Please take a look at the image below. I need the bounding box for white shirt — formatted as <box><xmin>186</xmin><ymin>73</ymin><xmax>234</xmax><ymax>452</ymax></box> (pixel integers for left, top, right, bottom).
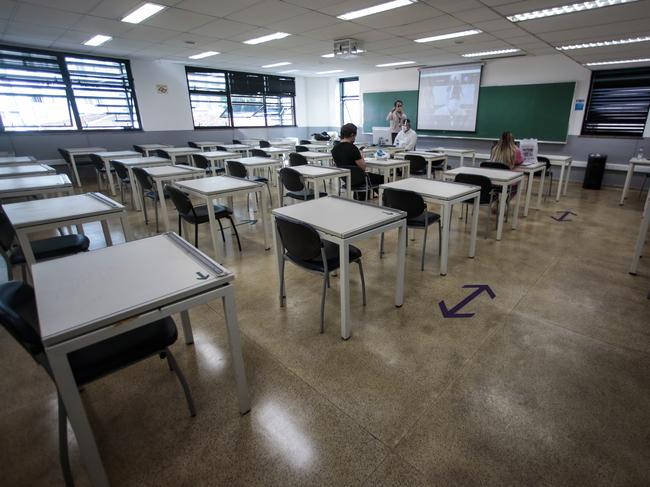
<box><xmin>394</xmin><ymin>129</ymin><xmax>417</xmax><ymax>151</ymax></box>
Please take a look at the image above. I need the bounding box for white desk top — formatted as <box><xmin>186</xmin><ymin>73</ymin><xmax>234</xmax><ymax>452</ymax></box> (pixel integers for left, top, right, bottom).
<box><xmin>400</xmin><ymin>151</ymin><xmax>446</xmax><ymax>160</ymax></box>
<box><xmin>300</xmin><ymin>151</ymin><xmax>332</xmax><ymax>159</ymax></box>
<box><xmin>630</xmin><ymin>157</ymin><xmax>650</xmax><ymax>165</ymax></box>
<box><xmin>304</xmin><ymin>143</ymin><xmax>329</xmax><ymax>150</ymax></box>
<box><xmin>0</xmin><ymin>156</ymin><xmax>36</xmax><ymax>164</ymax></box>
<box><xmin>112</xmin><ymin>156</ymin><xmax>170</xmax><ymax>166</ymax></box>
<box><xmin>286</xmin><ymin>165</ymin><xmax>349</xmax><ymax>178</ymax></box>
<box><xmin>143</xmin><ymin>165</ymin><xmax>204</xmax><ymax>178</ymax></box>
<box><xmin>516</xmin><ymin>162</ymin><xmax>545</xmax><ymax>172</ymax></box>
<box><xmin>161</xmin><ymin>147</ymin><xmax>202</xmax><ymax>154</ymax></box>
<box><xmin>444</xmin><ymin>166</ymin><xmax>522</xmax><ymax>183</ymax></box>
<box><xmin>365</xmin><ymin>158</ymin><xmax>410</xmax><ymax>167</ymax></box>
<box><xmin>221</xmin><ymin>144</ymin><xmax>252</xmax><ymax>150</ymax></box>
<box><xmin>380</xmin><ymin>177</ymin><xmax>480</xmax><ymax>201</ymax></box>
<box><xmin>272</xmin><ymin>196</ymin><xmax>405</xmax><ymax>240</ymax></box>
<box><xmin>191</xmin><ymin>141</ymin><xmax>221</xmax><ymax>146</ymax></box>
<box><xmin>0</xmin><ymin>174</ymin><xmax>72</xmax><ymax>193</ymax></box>
<box><xmin>63</xmin><ymin>147</ymin><xmax>106</xmax><ymax>154</ymax></box>
<box><xmin>263</xmin><ymin>147</ymin><xmax>291</xmax><ymax>154</ymax></box>
<box><xmin>0</xmin><ymin>164</ymin><xmax>55</xmax><ymax>177</ymax></box>
<box><xmin>200</xmin><ymin>151</ymin><xmax>239</xmax><ymax>159</ymax></box>
<box><xmin>175</xmin><ymin>175</ymin><xmax>262</xmax><ymax>196</ymax></box>
<box><xmin>235</xmin><ymin>156</ymin><xmax>281</xmax><ymax>166</ymax></box>
<box><xmin>134</xmin><ymin>144</ymin><xmax>170</xmax><ymax>150</ymax></box>
<box><xmin>94</xmin><ymin>151</ymin><xmax>140</xmax><ymax>159</ymax></box>
<box><xmin>4</xmin><ymin>192</ymin><xmax>124</xmax><ymax>228</ymax></box>
<box><xmin>34</xmin><ymin>233</ymin><xmax>234</xmax><ymax>346</ymax></box>
<box><xmin>434</xmin><ymin>147</ymin><xmax>475</xmax><ymax>154</ymax></box>
<box><xmin>539</xmin><ymin>153</ymin><xmax>572</xmax><ymax>162</ymax></box>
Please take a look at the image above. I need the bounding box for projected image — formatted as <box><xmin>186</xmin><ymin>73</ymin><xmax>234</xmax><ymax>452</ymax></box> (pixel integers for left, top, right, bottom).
<box><xmin>417</xmin><ymin>64</ymin><xmax>482</xmax><ymax>132</ymax></box>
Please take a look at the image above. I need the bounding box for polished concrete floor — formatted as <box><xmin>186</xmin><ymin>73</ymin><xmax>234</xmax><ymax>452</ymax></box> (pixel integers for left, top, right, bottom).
<box><xmin>1</xmin><ymin>175</ymin><xmax>649</xmax><ymax>486</ymax></box>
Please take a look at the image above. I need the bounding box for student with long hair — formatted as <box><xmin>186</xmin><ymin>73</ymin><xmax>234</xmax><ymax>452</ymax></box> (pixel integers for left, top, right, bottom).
<box><xmin>490</xmin><ymin>131</ymin><xmax>524</xmax><ymax>169</ymax></box>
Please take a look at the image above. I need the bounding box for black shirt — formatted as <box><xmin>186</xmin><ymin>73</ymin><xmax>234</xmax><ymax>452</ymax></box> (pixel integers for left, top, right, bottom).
<box><xmin>331</xmin><ymin>142</ymin><xmax>361</xmax><ymax>168</ymax></box>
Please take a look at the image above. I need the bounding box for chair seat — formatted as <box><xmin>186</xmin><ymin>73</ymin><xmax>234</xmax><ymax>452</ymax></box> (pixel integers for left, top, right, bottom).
<box><xmin>10</xmin><ymin>234</ymin><xmax>90</xmax><ymax>265</ymax></box>
<box><xmin>407</xmin><ymin>211</ymin><xmax>441</xmax><ymax>228</ymax></box>
<box><xmin>181</xmin><ymin>203</ymin><xmax>232</xmax><ymax>224</ymax></box>
<box><xmin>251</xmin><ymin>176</ymin><xmax>268</xmax><ymax>184</ymax></box>
<box><xmin>286</xmin><ymin>189</ymin><xmax>327</xmax><ymax>201</ymax></box>
<box><xmin>69</xmin><ymin>317</ymin><xmax>177</xmax><ymax>385</ymax></box>
<box><xmin>97</xmin><ymin>167</ymin><xmax>116</xmax><ymax>173</ymax></box>
<box><xmin>144</xmin><ymin>189</ymin><xmax>170</xmax><ymax>201</ymax></box>
<box><xmin>287</xmin><ymin>241</ymin><xmax>362</xmax><ymax>273</ymax></box>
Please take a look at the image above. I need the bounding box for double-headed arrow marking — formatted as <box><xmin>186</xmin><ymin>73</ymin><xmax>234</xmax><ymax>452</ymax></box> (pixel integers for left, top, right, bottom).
<box><xmin>438</xmin><ymin>284</ymin><xmax>496</xmax><ymax>318</ymax></box>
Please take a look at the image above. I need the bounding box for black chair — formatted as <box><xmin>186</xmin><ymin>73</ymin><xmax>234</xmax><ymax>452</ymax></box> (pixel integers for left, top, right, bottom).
<box><xmin>193</xmin><ymin>153</ymin><xmax>224</xmax><ymax>176</ymax></box>
<box><xmin>132</xmin><ymin>167</ymin><xmax>168</xmax><ymax>232</ymax></box>
<box><xmin>480</xmin><ymin>161</ymin><xmax>510</xmax><ymax>170</ymax></box>
<box><xmin>215</xmin><ymin>145</ymin><xmax>229</xmax><ymax>152</ymax></box>
<box><xmin>639</xmin><ymin>174</ymin><xmax>649</xmax><ymax>200</ymax></box>
<box><xmin>226</xmin><ymin>160</ymin><xmax>272</xmax><ymax>203</ymax></box>
<box><xmin>259</xmin><ymin>140</ymin><xmax>271</xmax><ymax>148</ymax></box>
<box><xmin>338</xmin><ymin>166</ymin><xmax>380</xmax><ymax>201</ymax></box>
<box><xmin>110</xmin><ymin>160</ymin><xmax>132</xmax><ymax>206</ymax></box>
<box><xmin>232</xmin><ymin>139</ymin><xmax>242</xmax><ymax>144</ymax></box>
<box><xmin>537</xmin><ymin>156</ymin><xmax>553</xmax><ymax>201</ymax></box>
<box><xmin>88</xmin><ymin>154</ymin><xmax>116</xmax><ymax>191</ymax></box>
<box><xmin>454</xmin><ymin>173</ymin><xmax>497</xmax><ymax>239</ymax></box>
<box><xmin>405</xmin><ymin>155</ymin><xmax>427</xmax><ymax>177</ymax></box>
<box><xmin>480</xmin><ymin>161</ymin><xmax>518</xmax><ymax>215</ymax></box>
<box><xmin>289</xmin><ymin>153</ymin><xmax>308</xmax><ymax>167</ymax></box>
<box><xmin>275</xmin><ymin>217</ymin><xmax>365</xmax><ymax>333</ymax></box>
<box><xmin>295</xmin><ymin>145</ymin><xmax>309</xmax><ymax>153</ymax></box>
<box><xmin>380</xmin><ymin>188</ymin><xmax>441</xmax><ymax>271</ymax></box>
<box><xmin>188</xmin><ymin>141</ymin><xmax>200</xmax><ymax>149</ymax></box>
<box><xmin>0</xmin><ymin>280</ymin><xmax>195</xmax><ymax>487</ymax></box>
<box><xmin>251</xmin><ymin>148</ymin><xmax>271</xmax><ymax>158</ymax></box>
<box><xmin>299</xmin><ymin>140</ymin><xmax>312</xmax><ymax>145</ymax></box>
<box><xmin>279</xmin><ymin>167</ymin><xmax>326</xmax><ymax>206</ymax></box>
<box><xmin>152</xmin><ymin>149</ymin><xmax>171</xmax><ymax>159</ymax></box>
<box><xmin>0</xmin><ymin>209</ymin><xmax>89</xmax><ymax>280</ymax></box>
<box><xmin>132</xmin><ymin>144</ymin><xmax>145</xmax><ymax>155</ymax></box>
<box><xmin>165</xmin><ymin>185</ymin><xmax>241</xmax><ymax>251</ymax></box>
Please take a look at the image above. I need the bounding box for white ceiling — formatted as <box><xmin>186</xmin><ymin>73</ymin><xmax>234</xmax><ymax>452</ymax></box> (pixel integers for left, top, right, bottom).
<box><xmin>1</xmin><ymin>0</ymin><xmax>649</xmax><ymax>75</ymax></box>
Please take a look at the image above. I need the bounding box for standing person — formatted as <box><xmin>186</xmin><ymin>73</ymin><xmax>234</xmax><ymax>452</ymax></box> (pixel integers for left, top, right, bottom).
<box><xmin>490</xmin><ymin>131</ymin><xmax>523</xmax><ymax>169</ymax></box>
<box><xmin>386</xmin><ymin>100</ymin><xmax>407</xmax><ymax>144</ymax></box>
<box><xmin>394</xmin><ymin>119</ymin><xmax>417</xmax><ymax>151</ymax></box>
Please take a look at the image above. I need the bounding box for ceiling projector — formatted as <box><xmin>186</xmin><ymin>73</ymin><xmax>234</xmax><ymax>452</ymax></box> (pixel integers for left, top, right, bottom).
<box><xmin>332</xmin><ymin>39</ymin><xmax>364</xmax><ymax>59</ymax></box>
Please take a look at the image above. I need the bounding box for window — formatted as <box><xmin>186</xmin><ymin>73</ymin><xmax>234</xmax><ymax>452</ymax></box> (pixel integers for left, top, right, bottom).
<box><xmin>0</xmin><ymin>45</ymin><xmax>140</xmax><ymax>132</ymax></box>
<box><xmin>340</xmin><ymin>77</ymin><xmax>360</xmax><ymax>126</ymax></box>
<box><xmin>581</xmin><ymin>67</ymin><xmax>650</xmax><ymax>137</ymax></box>
<box><xmin>185</xmin><ymin>67</ymin><xmax>296</xmax><ymax>128</ymax></box>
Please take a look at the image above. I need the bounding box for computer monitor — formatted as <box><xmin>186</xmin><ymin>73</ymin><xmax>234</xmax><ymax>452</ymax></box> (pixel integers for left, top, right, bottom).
<box><xmin>372</xmin><ymin>127</ymin><xmax>391</xmax><ymax>145</ymax></box>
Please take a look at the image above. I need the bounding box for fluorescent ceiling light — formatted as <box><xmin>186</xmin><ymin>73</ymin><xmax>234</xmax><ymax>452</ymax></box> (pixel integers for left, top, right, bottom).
<box><xmin>556</xmin><ymin>35</ymin><xmax>650</xmax><ymax>50</ymax></box>
<box><xmin>278</xmin><ymin>69</ymin><xmax>299</xmax><ymax>73</ymax></box>
<box><xmin>507</xmin><ymin>0</ymin><xmax>639</xmax><ymax>22</ymax></box>
<box><xmin>376</xmin><ymin>61</ymin><xmax>416</xmax><ymax>67</ymax></box>
<box><xmin>584</xmin><ymin>58</ymin><xmax>650</xmax><ymax>66</ymax></box>
<box><xmin>121</xmin><ymin>2</ymin><xmax>166</xmax><ymax>24</ymax></box>
<box><xmin>338</xmin><ymin>0</ymin><xmax>417</xmax><ymax>21</ymax></box>
<box><xmin>83</xmin><ymin>35</ymin><xmax>112</xmax><ymax>47</ymax></box>
<box><xmin>415</xmin><ymin>29</ymin><xmax>481</xmax><ymax>43</ymax></box>
<box><xmin>462</xmin><ymin>48</ymin><xmax>520</xmax><ymax>58</ymax></box>
<box><xmin>262</xmin><ymin>62</ymin><xmax>291</xmax><ymax>68</ymax></box>
<box><xmin>321</xmin><ymin>49</ymin><xmax>365</xmax><ymax>58</ymax></box>
<box><xmin>188</xmin><ymin>51</ymin><xmax>219</xmax><ymax>59</ymax></box>
<box><xmin>243</xmin><ymin>32</ymin><xmax>290</xmax><ymax>45</ymax></box>
<box><xmin>316</xmin><ymin>69</ymin><xmax>344</xmax><ymax>74</ymax></box>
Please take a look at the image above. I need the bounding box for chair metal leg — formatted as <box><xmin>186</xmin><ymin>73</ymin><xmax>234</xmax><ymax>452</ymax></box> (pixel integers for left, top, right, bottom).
<box><xmin>194</xmin><ymin>223</ymin><xmax>198</xmax><ymax>248</ymax></box>
<box><xmin>57</xmin><ymin>394</ymin><xmax>75</xmax><ymax>487</ymax></box>
<box><xmin>216</xmin><ymin>218</ymin><xmax>226</xmax><ymax>242</ymax></box>
<box><xmin>178</xmin><ymin>216</ymin><xmax>182</xmax><ymax>236</ymax></box>
<box><xmin>421</xmin><ymin>224</ymin><xmax>428</xmax><ymax>271</ymax></box>
<box><xmin>165</xmin><ymin>349</ymin><xmax>196</xmax><ymax>417</ymax></box>
<box><xmin>142</xmin><ymin>195</ymin><xmax>149</xmax><ymax>225</ymax></box>
<box><xmin>228</xmin><ymin>216</ymin><xmax>242</xmax><ymax>251</ymax></box>
<box><xmin>320</xmin><ymin>272</ymin><xmax>327</xmax><ymax>334</ymax></box>
<box><xmin>279</xmin><ymin>257</ymin><xmax>286</xmax><ymax>306</ymax></box>
<box><xmin>380</xmin><ymin>232</ymin><xmax>384</xmax><ymax>257</ymax></box>
<box><xmin>438</xmin><ymin>220</ymin><xmax>442</xmax><ymax>257</ymax></box>
<box><xmin>154</xmin><ymin>197</ymin><xmax>159</xmax><ymax>233</ymax></box>
<box><xmin>357</xmin><ymin>260</ymin><xmax>366</xmax><ymax>306</ymax></box>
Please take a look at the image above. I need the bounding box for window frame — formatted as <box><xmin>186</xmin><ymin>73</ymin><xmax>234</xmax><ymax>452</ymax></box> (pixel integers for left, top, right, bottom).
<box><xmin>339</xmin><ymin>76</ymin><xmax>360</xmax><ymax>126</ymax></box>
<box><xmin>0</xmin><ymin>44</ymin><xmax>142</xmax><ymax>133</ymax></box>
<box><xmin>185</xmin><ymin>66</ymin><xmax>296</xmax><ymax>130</ymax></box>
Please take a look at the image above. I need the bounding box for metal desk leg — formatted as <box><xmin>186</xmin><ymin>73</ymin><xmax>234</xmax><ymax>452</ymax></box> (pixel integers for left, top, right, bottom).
<box><xmin>512</xmin><ymin>182</ymin><xmax>522</xmax><ymax>230</ymax></box>
<box><xmin>563</xmin><ymin>161</ymin><xmax>572</xmax><ymax>196</ymax></box>
<box><xmin>277</xmin><ymin>174</ymin><xmax>284</xmax><ymax>206</ymax></box>
<box><xmin>339</xmin><ymin>241</ymin><xmax>351</xmax><ymax>340</ymax></box>
<box><xmin>222</xmin><ymin>288</ymin><xmax>251</xmax><ymax>415</ymax></box>
<box><xmin>620</xmin><ymin>163</ymin><xmax>634</xmax><ymax>205</ymax></box>
<box><xmin>180</xmin><ymin>310</ymin><xmax>194</xmax><ymax>345</ymax></box>
<box><xmin>471</xmin><ymin>153</ymin><xmax>476</xmax><ymax>166</ymax></box>
<box><xmin>469</xmin><ymin>194</ymin><xmax>479</xmax><ymax>257</ymax></box>
<box><xmin>313</xmin><ymin>179</ymin><xmax>320</xmax><ymax>199</ymax></box>
<box><xmin>156</xmin><ymin>179</ymin><xmax>170</xmax><ymax>232</ymax></box>
<box><xmin>46</xmin><ymin>347</ymin><xmax>110</xmax><ymax>487</ymax></box>
<box><xmin>496</xmin><ymin>185</ymin><xmax>508</xmax><ymax>241</ymax></box>
<box><xmin>272</xmin><ymin>217</ymin><xmax>285</xmax><ymax>306</ymax></box>
<box><xmin>427</xmin><ymin>160</ymin><xmax>432</xmax><ymax>179</ymax></box>
<box><xmin>260</xmin><ymin>189</ymin><xmax>271</xmax><ymax>250</ymax></box>
<box><xmin>127</xmin><ymin>167</ymin><xmax>142</xmax><ymax>211</ymax></box>
<box><xmin>440</xmin><ymin>202</ymin><xmax>451</xmax><ymax>276</ymax></box>
<box><xmin>395</xmin><ymin>222</ymin><xmax>406</xmax><ymax>306</ymax></box>
<box><xmin>205</xmin><ymin>196</ymin><xmax>221</xmax><ymax>259</ymax></box>
<box><xmin>100</xmin><ymin>220</ymin><xmax>113</xmax><ymax>246</ymax></box>
<box><xmin>120</xmin><ymin>211</ymin><xmax>133</xmax><ymax>241</ymax></box>
<box><xmin>103</xmin><ymin>158</ymin><xmax>117</xmax><ymax>196</ymax></box>
<box><xmin>537</xmin><ymin>168</ymin><xmax>546</xmax><ymax>209</ymax></box>
<box><xmin>630</xmin><ymin>205</ymin><xmax>650</xmax><ymax>274</ymax></box>
<box><xmin>523</xmin><ymin>172</ymin><xmax>534</xmax><ymax>217</ymax></box>
<box><xmin>555</xmin><ymin>162</ymin><xmax>565</xmax><ymax>202</ymax></box>
<box><xmin>460</xmin><ymin>153</ymin><xmax>465</xmax><ymax>167</ymax></box>
<box><xmin>69</xmin><ymin>154</ymin><xmax>83</xmax><ymax>188</ymax></box>
<box><xmin>15</xmin><ymin>230</ymin><xmax>36</xmax><ymax>265</ymax></box>
<box><xmin>346</xmin><ymin>174</ymin><xmax>352</xmax><ymax>199</ymax></box>
<box><xmin>75</xmin><ymin>224</ymin><xmax>85</xmax><ymax>235</ymax></box>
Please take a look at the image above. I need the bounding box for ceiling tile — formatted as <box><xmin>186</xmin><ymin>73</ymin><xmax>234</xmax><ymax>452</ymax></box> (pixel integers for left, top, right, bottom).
<box><xmin>174</xmin><ymin>0</ymin><xmax>262</xmax><ymax>17</ymax></box>
<box><xmin>119</xmin><ymin>25</ymin><xmax>180</xmax><ymax>43</ymax></box>
<box><xmin>266</xmin><ymin>12</ymin><xmax>341</xmax><ymax>34</ymax></box>
<box><xmin>351</xmin><ymin>3</ymin><xmax>444</xmax><ymax>29</ymax></box>
<box><xmin>91</xmin><ymin>0</ymin><xmax>180</xmax><ymax>19</ymax></box>
<box><xmin>144</xmin><ymin>7</ymin><xmax>214</xmax><ymax>31</ymax></box>
<box><xmin>300</xmin><ymin>22</ymin><xmax>372</xmax><ymax>41</ymax></box>
<box><xmin>12</xmin><ymin>3</ymin><xmax>82</xmax><ymax>29</ymax></box>
<box><xmin>71</xmin><ymin>15</ymin><xmax>135</xmax><ymax>35</ymax></box>
<box><xmin>192</xmin><ymin>18</ymin><xmax>259</xmax><ymax>38</ymax></box>
<box><xmin>452</xmin><ymin>7</ymin><xmax>503</xmax><ymax>23</ymax></box>
<box><xmin>4</xmin><ymin>21</ymin><xmax>66</xmax><ymax>42</ymax></box>
<box><xmin>385</xmin><ymin>15</ymin><xmax>467</xmax><ymax>37</ymax></box>
<box><xmin>225</xmin><ymin>0</ymin><xmax>309</xmax><ymax>26</ymax></box>
<box><xmin>420</xmin><ymin>0</ymin><xmax>485</xmax><ymax>13</ymax></box>
<box><xmin>25</xmin><ymin>0</ymin><xmax>103</xmax><ymax>13</ymax></box>
<box><xmin>0</xmin><ymin>0</ymin><xmax>17</xmax><ymax>20</ymax></box>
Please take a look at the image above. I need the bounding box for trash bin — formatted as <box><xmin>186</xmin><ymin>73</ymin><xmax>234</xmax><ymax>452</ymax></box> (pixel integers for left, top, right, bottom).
<box><xmin>583</xmin><ymin>153</ymin><xmax>607</xmax><ymax>189</ymax></box>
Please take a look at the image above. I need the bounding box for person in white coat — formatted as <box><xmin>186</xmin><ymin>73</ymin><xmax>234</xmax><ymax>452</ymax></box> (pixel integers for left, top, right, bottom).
<box><xmin>386</xmin><ymin>99</ymin><xmax>407</xmax><ymax>144</ymax></box>
<box><xmin>394</xmin><ymin>119</ymin><xmax>417</xmax><ymax>151</ymax></box>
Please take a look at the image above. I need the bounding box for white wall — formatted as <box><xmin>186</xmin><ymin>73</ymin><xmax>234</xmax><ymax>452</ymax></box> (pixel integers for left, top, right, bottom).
<box><xmin>303</xmin><ymin>77</ymin><xmax>340</xmax><ymax>127</ymax></box>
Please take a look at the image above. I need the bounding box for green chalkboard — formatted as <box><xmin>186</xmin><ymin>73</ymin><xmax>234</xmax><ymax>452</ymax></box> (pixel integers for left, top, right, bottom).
<box><xmin>362</xmin><ymin>82</ymin><xmax>575</xmax><ymax>143</ymax></box>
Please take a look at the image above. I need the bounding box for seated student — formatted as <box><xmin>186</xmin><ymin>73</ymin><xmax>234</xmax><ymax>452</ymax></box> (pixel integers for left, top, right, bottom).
<box><xmin>394</xmin><ymin>119</ymin><xmax>417</xmax><ymax>151</ymax></box>
<box><xmin>331</xmin><ymin>123</ymin><xmax>383</xmax><ymax>197</ymax></box>
<box><xmin>490</xmin><ymin>131</ymin><xmax>524</xmax><ymax>169</ymax></box>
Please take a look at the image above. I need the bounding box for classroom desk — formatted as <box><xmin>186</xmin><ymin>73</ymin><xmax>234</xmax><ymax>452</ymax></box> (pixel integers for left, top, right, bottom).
<box><xmin>158</xmin><ymin>147</ymin><xmax>202</xmax><ymax>164</ymax></box>
<box><xmin>140</xmin><ymin>165</ymin><xmax>205</xmax><ymax>232</ymax></box>
<box><xmin>189</xmin><ymin>141</ymin><xmax>222</xmax><ymax>151</ymax></box>
<box><xmin>299</xmin><ymin>151</ymin><xmax>334</xmax><ymax>166</ymax></box>
<box><xmin>538</xmin><ymin>154</ymin><xmax>572</xmax><ymax>202</ymax></box>
<box><xmin>272</xmin><ymin>196</ymin><xmax>407</xmax><ymax>340</ymax></box>
<box><xmin>0</xmin><ymin>156</ymin><xmax>36</xmax><ymax>165</ymax></box>
<box><xmin>379</xmin><ymin>178</ymin><xmax>481</xmax><ymax>276</ymax></box>
<box><xmin>220</xmin><ymin>144</ymin><xmax>253</xmax><ymax>157</ymax></box>
<box><xmin>396</xmin><ymin>151</ymin><xmax>448</xmax><ymax>179</ymax></box>
<box><xmin>194</xmin><ymin>151</ymin><xmax>241</xmax><ymax>175</ymax></box>
<box><xmin>227</xmin><ymin>156</ymin><xmax>282</xmax><ymax>189</ymax></box>
<box><xmin>261</xmin><ymin>147</ymin><xmax>292</xmax><ymax>160</ymax></box>
<box><xmin>3</xmin><ymin>192</ymin><xmax>131</xmax><ymax>265</ymax></box>
<box><xmin>277</xmin><ymin>165</ymin><xmax>351</xmax><ymax>204</ymax></box>
<box><xmin>365</xmin><ymin>158</ymin><xmax>410</xmax><ymax>182</ymax></box>
<box><xmin>61</xmin><ymin>147</ymin><xmax>107</xmax><ymax>187</ymax></box>
<box><xmin>133</xmin><ymin>144</ymin><xmax>171</xmax><ymax>156</ymax></box>
<box><xmin>174</xmin><ymin>176</ymin><xmax>270</xmax><ymax>258</ymax></box>
<box><xmin>303</xmin><ymin>143</ymin><xmax>330</xmax><ymax>152</ymax></box>
<box><xmin>432</xmin><ymin>147</ymin><xmax>476</xmax><ymax>167</ymax></box>
<box><xmin>0</xmin><ymin>164</ymin><xmax>55</xmax><ymax>178</ymax></box>
<box><xmin>34</xmin><ymin>232</ymin><xmax>249</xmax><ymax>487</ymax></box>
<box><xmin>630</xmin><ymin>189</ymin><xmax>650</xmax><ymax>275</ymax></box>
<box><xmin>111</xmin><ymin>157</ymin><xmax>171</xmax><ymax>211</ymax></box>
<box><xmin>360</xmin><ymin>146</ymin><xmax>406</xmax><ymax>158</ymax></box>
<box><xmin>444</xmin><ymin>167</ymin><xmax>523</xmax><ymax>241</ymax></box>
<box><xmin>0</xmin><ymin>174</ymin><xmax>73</xmax><ymax>201</ymax></box>
<box><xmin>516</xmin><ymin>161</ymin><xmax>546</xmax><ymax>217</ymax></box>
<box><xmin>619</xmin><ymin>157</ymin><xmax>650</xmax><ymax>205</ymax></box>
<box><xmin>92</xmin><ymin>151</ymin><xmax>140</xmax><ymax>196</ymax></box>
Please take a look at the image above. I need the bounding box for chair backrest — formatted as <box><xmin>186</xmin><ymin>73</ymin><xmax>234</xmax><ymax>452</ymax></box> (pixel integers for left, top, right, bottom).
<box><xmin>342</xmin><ymin>165</ymin><xmax>366</xmax><ymax>187</ymax></box>
<box><xmin>132</xmin><ymin>167</ymin><xmax>154</xmax><ymax>191</ymax></box>
<box><xmin>279</xmin><ymin>167</ymin><xmax>305</xmax><ymax>192</ymax></box>
<box><xmin>405</xmin><ymin>154</ymin><xmax>426</xmax><ymax>173</ymax></box>
<box><xmin>133</xmin><ymin>145</ymin><xmax>144</xmax><ymax>155</ymax></box>
<box><xmin>251</xmin><ymin>148</ymin><xmax>270</xmax><ymax>158</ymax></box>
<box><xmin>216</xmin><ymin>146</ymin><xmax>228</xmax><ymax>152</ymax></box>
<box><xmin>232</xmin><ymin>139</ymin><xmax>242</xmax><ymax>144</ymax></box>
<box><xmin>227</xmin><ymin>160</ymin><xmax>248</xmax><ymax>178</ymax></box>
<box><xmin>0</xmin><ymin>207</ymin><xmax>17</xmax><ymax>252</ymax></box>
<box><xmin>454</xmin><ymin>174</ymin><xmax>493</xmax><ymax>204</ymax></box>
<box><xmin>480</xmin><ymin>161</ymin><xmax>510</xmax><ymax>170</ymax></box>
<box><xmin>152</xmin><ymin>149</ymin><xmax>170</xmax><ymax>159</ymax></box>
<box><xmin>295</xmin><ymin>145</ymin><xmax>309</xmax><ymax>153</ymax></box>
<box><xmin>111</xmin><ymin>160</ymin><xmax>129</xmax><ymax>180</ymax></box>
<box><xmin>88</xmin><ymin>153</ymin><xmax>106</xmax><ymax>171</ymax></box>
<box><xmin>275</xmin><ymin>217</ymin><xmax>322</xmax><ymax>261</ymax></box>
<box><xmin>537</xmin><ymin>156</ymin><xmax>551</xmax><ymax>170</ymax></box>
<box><xmin>299</xmin><ymin>140</ymin><xmax>311</xmax><ymax>145</ymax></box>
<box><xmin>165</xmin><ymin>184</ymin><xmax>194</xmax><ymax>215</ymax></box>
<box><xmin>188</xmin><ymin>141</ymin><xmax>200</xmax><ymax>148</ymax></box>
<box><xmin>259</xmin><ymin>140</ymin><xmax>271</xmax><ymax>148</ymax></box>
<box><xmin>382</xmin><ymin>188</ymin><xmax>426</xmax><ymax>219</ymax></box>
<box><xmin>0</xmin><ymin>281</ymin><xmax>44</xmax><ymax>360</ymax></box>
<box><xmin>192</xmin><ymin>153</ymin><xmax>210</xmax><ymax>170</ymax></box>
<box><xmin>57</xmin><ymin>148</ymin><xmax>71</xmax><ymax>164</ymax></box>
<box><xmin>289</xmin><ymin>152</ymin><xmax>308</xmax><ymax>166</ymax></box>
